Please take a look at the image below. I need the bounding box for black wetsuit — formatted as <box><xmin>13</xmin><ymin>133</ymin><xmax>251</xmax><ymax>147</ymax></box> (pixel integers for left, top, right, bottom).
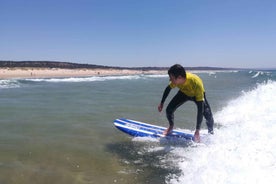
<box><xmin>161</xmin><ymin>85</ymin><xmax>214</xmax><ymax>134</ymax></box>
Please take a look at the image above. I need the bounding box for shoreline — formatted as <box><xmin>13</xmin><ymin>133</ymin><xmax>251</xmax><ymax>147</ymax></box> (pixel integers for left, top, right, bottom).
<box><xmin>0</xmin><ymin>67</ymin><xmax>167</xmax><ymax>79</ymax></box>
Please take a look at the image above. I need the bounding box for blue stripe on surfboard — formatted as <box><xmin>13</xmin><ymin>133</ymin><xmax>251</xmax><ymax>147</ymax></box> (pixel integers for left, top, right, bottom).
<box><xmin>115</xmin><ymin>118</ymin><xmax>193</xmax><ymax>138</ymax></box>
<box><xmin>114</xmin><ymin>118</ymin><xmax>194</xmax><ymax>140</ymax></box>
<box><xmin>114</xmin><ymin>119</ymin><xmax>164</xmax><ymax>136</ymax></box>
<box><xmin>118</xmin><ymin>118</ymin><xmax>193</xmax><ymax>136</ymax></box>
<box><xmin>119</xmin><ymin>118</ymin><xmax>166</xmax><ymax>131</ymax></box>
<box><xmin>114</xmin><ymin>123</ymin><xmax>161</xmax><ymax>138</ymax></box>
<box><xmin>114</xmin><ymin>121</ymin><xmax>193</xmax><ymax>140</ymax></box>
<box><xmin>115</xmin><ymin>125</ymin><xmax>162</xmax><ymax>138</ymax></box>
<box><xmin>115</xmin><ymin>118</ymin><xmax>165</xmax><ymax>134</ymax></box>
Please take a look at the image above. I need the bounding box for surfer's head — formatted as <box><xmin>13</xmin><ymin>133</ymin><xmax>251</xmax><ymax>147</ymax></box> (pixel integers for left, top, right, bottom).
<box><xmin>168</xmin><ymin>64</ymin><xmax>186</xmax><ymax>79</ymax></box>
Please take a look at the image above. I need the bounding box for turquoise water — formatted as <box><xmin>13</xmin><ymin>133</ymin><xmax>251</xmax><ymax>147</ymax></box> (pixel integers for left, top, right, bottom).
<box><xmin>0</xmin><ymin>70</ymin><xmax>276</xmax><ymax>184</ymax></box>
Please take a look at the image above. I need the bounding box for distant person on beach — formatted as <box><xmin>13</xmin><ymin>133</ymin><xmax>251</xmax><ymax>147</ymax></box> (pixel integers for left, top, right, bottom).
<box><xmin>158</xmin><ymin>64</ymin><xmax>214</xmax><ymax>142</ymax></box>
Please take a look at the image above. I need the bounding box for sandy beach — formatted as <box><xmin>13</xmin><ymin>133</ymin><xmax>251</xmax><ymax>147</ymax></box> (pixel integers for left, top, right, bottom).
<box><xmin>0</xmin><ymin>67</ymin><xmax>167</xmax><ymax>79</ymax></box>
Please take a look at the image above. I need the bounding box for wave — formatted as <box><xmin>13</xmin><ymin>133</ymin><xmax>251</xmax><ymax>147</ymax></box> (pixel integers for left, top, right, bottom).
<box><xmin>0</xmin><ymin>75</ymin><xmax>144</xmax><ymax>88</ymax></box>
<box><xmin>21</xmin><ymin>74</ymin><xmax>169</xmax><ymax>83</ymax></box>
<box><xmin>249</xmin><ymin>70</ymin><xmax>275</xmax><ymax>80</ymax></box>
<box><xmin>0</xmin><ymin>79</ymin><xmax>21</xmax><ymax>89</ymax></box>
<box><xmin>23</xmin><ymin>75</ymin><xmax>143</xmax><ymax>83</ymax></box>
<box><xmin>252</xmin><ymin>71</ymin><xmax>262</xmax><ymax>78</ymax></box>
<box><xmin>167</xmin><ymin>81</ymin><xmax>276</xmax><ymax>184</ymax></box>
<box><xmin>21</xmin><ymin>71</ymin><xmax>243</xmax><ymax>83</ymax></box>
<box><xmin>0</xmin><ymin>74</ymin><xmax>166</xmax><ymax>88</ymax></box>
<box><xmin>215</xmin><ymin>80</ymin><xmax>276</xmax><ymax>125</ymax></box>
<box><xmin>193</xmin><ymin>70</ymin><xmax>239</xmax><ymax>73</ymax></box>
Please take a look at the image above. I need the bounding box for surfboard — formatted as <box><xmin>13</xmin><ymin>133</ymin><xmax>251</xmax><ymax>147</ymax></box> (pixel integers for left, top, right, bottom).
<box><xmin>113</xmin><ymin>118</ymin><xmax>194</xmax><ymax>141</ymax></box>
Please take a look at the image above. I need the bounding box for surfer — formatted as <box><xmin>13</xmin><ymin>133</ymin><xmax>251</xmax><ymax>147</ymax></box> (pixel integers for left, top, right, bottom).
<box><xmin>158</xmin><ymin>64</ymin><xmax>214</xmax><ymax>142</ymax></box>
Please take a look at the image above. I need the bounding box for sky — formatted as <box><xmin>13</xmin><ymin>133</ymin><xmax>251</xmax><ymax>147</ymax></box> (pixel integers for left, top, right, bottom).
<box><xmin>1</xmin><ymin>0</ymin><xmax>276</xmax><ymax>68</ymax></box>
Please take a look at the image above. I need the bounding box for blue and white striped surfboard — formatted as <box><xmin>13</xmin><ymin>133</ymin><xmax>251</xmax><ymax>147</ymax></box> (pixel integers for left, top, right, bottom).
<box><xmin>113</xmin><ymin>118</ymin><xmax>194</xmax><ymax>141</ymax></box>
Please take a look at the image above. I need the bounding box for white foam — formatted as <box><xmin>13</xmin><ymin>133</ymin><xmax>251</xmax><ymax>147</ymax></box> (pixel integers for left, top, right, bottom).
<box><xmin>191</xmin><ymin>70</ymin><xmax>239</xmax><ymax>74</ymax></box>
<box><xmin>132</xmin><ymin>136</ymin><xmax>160</xmax><ymax>143</ymax></box>
<box><xmin>250</xmin><ymin>70</ymin><xmax>273</xmax><ymax>79</ymax></box>
<box><xmin>252</xmin><ymin>71</ymin><xmax>261</xmax><ymax>78</ymax></box>
<box><xmin>146</xmin><ymin>74</ymin><xmax>167</xmax><ymax>78</ymax></box>
<box><xmin>167</xmin><ymin>81</ymin><xmax>276</xmax><ymax>184</ymax></box>
<box><xmin>0</xmin><ymin>79</ymin><xmax>20</xmax><ymax>89</ymax></box>
<box><xmin>24</xmin><ymin>75</ymin><xmax>142</xmax><ymax>82</ymax></box>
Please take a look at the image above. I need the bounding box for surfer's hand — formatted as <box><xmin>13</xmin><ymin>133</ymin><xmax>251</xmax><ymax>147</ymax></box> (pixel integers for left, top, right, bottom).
<box><xmin>158</xmin><ymin>103</ymin><xmax>163</xmax><ymax>112</ymax></box>
<box><xmin>194</xmin><ymin>130</ymin><xmax>200</xmax><ymax>143</ymax></box>
<box><xmin>163</xmin><ymin>125</ymin><xmax>173</xmax><ymax>136</ymax></box>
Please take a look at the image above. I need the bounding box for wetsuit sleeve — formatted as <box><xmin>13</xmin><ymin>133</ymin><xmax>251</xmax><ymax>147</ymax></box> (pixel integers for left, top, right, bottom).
<box><xmin>160</xmin><ymin>85</ymin><xmax>171</xmax><ymax>104</ymax></box>
<box><xmin>195</xmin><ymin>101</ymin><xmax>204</xmax><ymax>130</ymax></box>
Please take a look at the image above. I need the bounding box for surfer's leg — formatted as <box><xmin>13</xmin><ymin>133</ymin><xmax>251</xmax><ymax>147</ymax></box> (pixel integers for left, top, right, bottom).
<box><xmin>166</xmin><ymin>91</ymin><xmax>188</xmax><ymax>126</ymax></box>
<box><xmin>203</xmin><ymin>93</ymin><xmax>214</xmax><ymax>134</ymax></box>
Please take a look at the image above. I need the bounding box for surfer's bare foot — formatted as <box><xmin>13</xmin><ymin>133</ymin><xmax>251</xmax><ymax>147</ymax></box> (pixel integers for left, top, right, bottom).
<box><xmin>163</xmin><ymin>125</ymin><xmax>173</xmax><ymax>136</ymax></box>
<box><xmin>193</xmin><ymin>130</ymin><xmax>200</xmax><ymax>143</ymax></box>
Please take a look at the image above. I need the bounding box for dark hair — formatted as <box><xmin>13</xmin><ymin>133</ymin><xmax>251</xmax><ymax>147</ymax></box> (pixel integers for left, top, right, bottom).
<box><xmin>168</xmin><ymin>64</ymin><xmax>186</xmax><ymax>78</ymax></box>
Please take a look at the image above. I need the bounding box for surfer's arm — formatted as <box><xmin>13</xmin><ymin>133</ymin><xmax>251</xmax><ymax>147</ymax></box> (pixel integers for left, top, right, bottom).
<box><xmin>161</xmin><ymin>85</ymin><xmax>171</xmax><ymax>104</ymax></box>
<box><xmin>158</xmin><ymin>85</ymin><xmax>171</xmax><ymax>112</ymax></box>
<box><xmin>194</xmin><ymin>101</ymin><xmax>203</xmax><ymax>142</ymax></box>
<box><xmin>195</xmin><ymin>101</ymin><xmax>204</xmax><ymax>130</ymax></box>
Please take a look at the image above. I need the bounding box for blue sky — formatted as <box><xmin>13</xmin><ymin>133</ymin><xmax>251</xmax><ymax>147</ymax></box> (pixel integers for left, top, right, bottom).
<box><xmin>1</xmin><ymin>0</ymin><xmax>275</xmax><ymax>68</ymax></box>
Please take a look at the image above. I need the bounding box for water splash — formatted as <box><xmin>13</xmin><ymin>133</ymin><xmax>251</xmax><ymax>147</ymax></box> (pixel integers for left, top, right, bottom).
<box><xmin>168</xmin><ymin>81</ymin><xmax>276</xmax><ymax>184</ymax></box>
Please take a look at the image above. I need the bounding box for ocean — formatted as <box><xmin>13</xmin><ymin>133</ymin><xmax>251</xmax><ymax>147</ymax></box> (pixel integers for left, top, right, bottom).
<box><xmin>0</xmin><ymin>70</ymin><xmax>276</xmax><ymax>184</ymax></box>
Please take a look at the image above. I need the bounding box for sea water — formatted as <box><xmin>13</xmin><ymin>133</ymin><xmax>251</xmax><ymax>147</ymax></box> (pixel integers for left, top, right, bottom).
<box><xmin>0</xmin><ymin>70</ymin><xmax>275</xmax><ymax>184</ymax></box>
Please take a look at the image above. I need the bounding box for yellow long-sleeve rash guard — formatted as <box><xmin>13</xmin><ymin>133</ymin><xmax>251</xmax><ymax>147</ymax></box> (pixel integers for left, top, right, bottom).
<box><xmin>169</xmin><ymin>73</ymin><xmax>205</xmax><ymax>101</ymax></box>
